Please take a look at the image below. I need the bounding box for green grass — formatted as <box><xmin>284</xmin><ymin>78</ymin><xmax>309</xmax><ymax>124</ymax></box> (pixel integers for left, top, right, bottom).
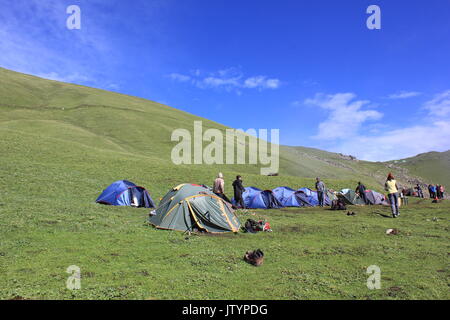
<box><xmin>1</xmin><ymin>192</ymin><xmax>448</xmax><ymax>299</ymax></box>
<box><xmin>390</xmin><ymin>151</ymin><xmax>450</xmax><ymax>187</ymax></box>
<box><xmin>0</xmin><ymin>67</ymin><xmax>449</xmax><ymax>300</ymax></box>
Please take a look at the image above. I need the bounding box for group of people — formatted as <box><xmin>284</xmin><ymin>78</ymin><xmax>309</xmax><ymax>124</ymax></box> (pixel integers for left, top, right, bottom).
<box><xmin>428</xmin><ymin>184</ymin><xmax>445</xmax><ymax>199</ymax></box>
<box><xmin>213</xmin><ymin>173</ymin><xmax>246</xmax><ymax>209</ymax></box>
<box><xmin>212</xmin><ymin>172</ymin><xmax>443</xmax><ymax>219</ymax></box>
<box><xmin>309</xmin><ymin>175</ymin><xmax>401</xmax><ymax>218</ymax></box>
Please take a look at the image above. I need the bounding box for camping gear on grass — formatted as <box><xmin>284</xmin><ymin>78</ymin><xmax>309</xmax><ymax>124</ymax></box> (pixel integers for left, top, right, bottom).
<box><xmin>244</xmin><ymin>249</ymin><xmax>264</xmax><ymax>266</ymax></box>
<box><xmin>243</xmin><ymin>219</ymin><xmax>272</xmax><ymax>233</ymax></box>
<box><xmin>386</xmin><ymin>228</ymin><xmax>400</xmax><ymax>235</ymax></box>
<box><xmin>149</xmin><ymin>184</ymin><xmax>241</xmax><ymax>233</ymax></box>
<box><xmin>96</xmin><ymin>180</ymin><xmax>155</xmax><ymax>208</ymax></box>
<box><xmin>331</xmin><ymin>199</ymin><xmax>347</xmax><ymax>210</ymax></box>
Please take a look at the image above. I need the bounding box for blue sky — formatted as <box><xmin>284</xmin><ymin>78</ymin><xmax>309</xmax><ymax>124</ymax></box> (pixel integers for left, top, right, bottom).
<box><xmin>1</xmin><ymin>0</ymin><xmax>449</xmax><ymax>161</ymax></box>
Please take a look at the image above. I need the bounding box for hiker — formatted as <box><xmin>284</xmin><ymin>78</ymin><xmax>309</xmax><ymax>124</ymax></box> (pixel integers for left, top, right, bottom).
<box><xmin>440</xmin><ymin>185</ymin><xmax>445</xmax><ymax>199</ymax></box>
<box><xmin>315</xmin><ymin>177</ymin><xmax>326</xmax><ymax>207</ymax></box>
<box><xmin>213</xmin><ymin>172</ymin><xmax>231</xmax><ymax>203</ymax></box>
<box><xmin>355</xmin><ymin>182</ymin><xmax>369</xmax><ymax>205</ymax></box>
<box><xmin>436</xmin><ymin>185</ymin><xmax>442</xmax><ymax>199</ymax></box>
<box><xmin>399</xmin><ymin>192</ymin><xmax>408</xmax><ymax>206</ymax></box>
<box><xmin>232</xmin><ymin>175</ymin><xmax>246</xmax><ymax>209</ymax></box>
<box><xmin>385</xmin><ymin>173</ymin><xmax>400</xmax><ymax>218</ymax></box>
<box><xmin>415</xmin><ymin>184</ymin><xmax>424</xmax><ymax>198</ymax></box>
<box><xmin>430</xmin><ymin>184</ymin><xmax>437</xmax><ymax>199</ymax></box>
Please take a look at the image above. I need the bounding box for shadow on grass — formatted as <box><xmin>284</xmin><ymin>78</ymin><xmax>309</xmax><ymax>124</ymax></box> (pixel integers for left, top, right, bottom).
<box><xmin>374</xmin><ymin>211</ymin><xmax>392</xmax><ymax>218</ymax></box>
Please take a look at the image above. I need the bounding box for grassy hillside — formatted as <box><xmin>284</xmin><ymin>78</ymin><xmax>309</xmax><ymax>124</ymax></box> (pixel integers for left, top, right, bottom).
<box><xmin>388</xmin><ymin>151</ymin><xmax>450</xmax><ymax>187</ymax></box>
<box><xmin>0</xmin><ymin>67</ymin><xmax>448</xmax><ymax>300</ymax></box>
<box><xmin>0</xmin><ymin>67</ymin><xmax>433</xmax><ymax>191</ymax></box>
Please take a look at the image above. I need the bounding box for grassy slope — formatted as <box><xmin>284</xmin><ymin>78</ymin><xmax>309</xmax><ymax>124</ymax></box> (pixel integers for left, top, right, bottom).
<box><xmin>0</xmin><ymin>67</ymin><xmax>428</xmax><ymax>190</ymax></box>
<box><xmin>389</xmin><ymin>151</ymin><xmax>450</xmax><ymax>187</ymax></box>
<box><xmin>0</xmin><ymin>67</ymin><xmax>448</xmax><ymax>299</ymax></box>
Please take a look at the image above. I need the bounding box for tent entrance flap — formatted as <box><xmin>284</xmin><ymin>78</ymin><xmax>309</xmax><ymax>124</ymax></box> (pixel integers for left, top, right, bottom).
<box><xmin>188</xmin><ymin>196</ymin><xmax>239</xmax><ymax>233</ymax></box>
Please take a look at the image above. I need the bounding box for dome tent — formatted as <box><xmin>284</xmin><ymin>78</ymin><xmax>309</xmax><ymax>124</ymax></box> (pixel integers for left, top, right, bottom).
<box><xmin>273</xmin><ymin>186</ymin><xmax>304</xmax><ymax>207</ymax></box>
<box><xmin>297</xmin><ymin>187</ymin><xmax>332</xmax><ymax>206</ymax></box>
<box><xmin>365</xmin><ymin>190</ymin><xmax>389</xmax><ymax>205</ymax></box>
<box><xmin>338</xmin><ymin>189</ymin><xmax>365</xmax><ymax>205</ymax></box>
<box><xmin>273</xmin><ymin>186</ymin><xmax>296</xmax><ymax>203</ymax></box>
<box><xmin>150</xmin><ymin>184</ymin><xmax>241</xmax><ymax>233</ymax></box>
<box><xmin>96</xmin><ymin>180</ymin><xmax>155</xmax><ymax>208</ymax></box>
<box><xmin>241</xmin><ymin>187</ymin><xmax>283</xmax><ymax>209</ymax></box>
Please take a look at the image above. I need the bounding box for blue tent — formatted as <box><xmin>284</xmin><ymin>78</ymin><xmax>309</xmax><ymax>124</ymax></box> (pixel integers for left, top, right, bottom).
<box><xmin>273</xmin><ymin>187</ymin><xmax>295</xmax><ymax>203</ymax></box>
<box><xmin>242</xmin><ymin>187</ymin><xmax>283</xmax><ymax>209</ymax></box>
<box><xmin>96</xmin><ymin>180</ymin><xmax>155</xmax><ymax>208</ymax></box>
<box><xmin>297</xmin><ymin>187</ymin><xmax>319</xmax><ymax>206</ymax></box>
<box><xmin>297</xmin><ymin>187</ymin><xmax>331</xmax><ymax>206</ymax></box>
<box><xmin>273</xmin><ymin>187</ymin><xmax>303</xmax><ymax>207</ymax></box>
<box><xmin>239</xmin><ymin>187</ymin><xmax>262</xmax><ymax>207</ymax></box>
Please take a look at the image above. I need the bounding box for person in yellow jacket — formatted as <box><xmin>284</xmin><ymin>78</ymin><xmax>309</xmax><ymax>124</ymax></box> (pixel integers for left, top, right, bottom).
<box><xmin>385</xmin><ymin>173</ymin><xmax>400</xmax><ymax>218</ymax></box>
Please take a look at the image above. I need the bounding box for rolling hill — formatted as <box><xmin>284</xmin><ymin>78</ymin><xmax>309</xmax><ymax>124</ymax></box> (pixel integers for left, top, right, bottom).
<box><xmin>0</xmin><ymin>67</ymin><xmax>443</xmax><ymax>194</ymax></box>
<box><xmin>387</xmin><ymin>151</ymin><xmax>450</xmax><ymax>187</ymax></box>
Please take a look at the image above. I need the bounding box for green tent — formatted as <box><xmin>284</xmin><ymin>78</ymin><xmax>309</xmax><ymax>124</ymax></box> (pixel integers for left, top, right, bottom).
<box><xmin>338</xmin><ymin>188</ymin><xmax>366</xmax><ymax>205</ymax></box>
<box><xmin>150</xmin><ymin>184</ymin><xmax>241</xmax><ymax>233</ymax></box>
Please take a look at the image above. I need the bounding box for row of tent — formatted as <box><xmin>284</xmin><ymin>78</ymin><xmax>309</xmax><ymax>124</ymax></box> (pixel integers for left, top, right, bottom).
<box><xmin>233</xmin><ymin>186</ymin><xmax>388</xmax><ymax>209</ymax></box>
<box><xmin>95</xmin><ymin>180</ymin><xmax>388</xmax><ymax>234</ymax></box>
<box><xmin>95</xmin><ymin>180</ymin><xmax>388</xmax><ymax>211</ymax></box>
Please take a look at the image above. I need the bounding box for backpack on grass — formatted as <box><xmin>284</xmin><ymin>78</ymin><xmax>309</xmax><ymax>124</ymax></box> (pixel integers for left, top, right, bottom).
<box><xmin>331</xmin><ymin>199</ymin><xmax>347</xmax><ymax>210</ymax></box>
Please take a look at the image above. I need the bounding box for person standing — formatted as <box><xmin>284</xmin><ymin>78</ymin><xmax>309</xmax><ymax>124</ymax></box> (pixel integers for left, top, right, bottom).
<box><xmin>415</xmin><ymin>184</ymin><xmax>424</xmax><ymax>198</ymax></box>
<box><xmin>440</xmin><ymin>185</ymin><xmax>445</xmax><ymax>199</ymax></box>
<box><xmin>213</xmin><ymin>172</ymin><xmax>231</xmax><ymax>203</ymax></box>
<box><xmin>431</xmin><ymin>184</ymin><xmax>437</xmax><ymax>199</ymax></box>
<box><xmin>232</xmin><ymin>175</ymin><xmax>246</xmax><ymax>209</ymax></box>
<box><xmin>428</xmin><ymin>184</ymin><xmax>433</xmax><ymax>198</ymax></box>
<box><xmin>385</xmin><ymin>173</ymin><xmax>400</xmax><ymax>218</ymax></box>
<box><xmin>355</xmin><ymin>182</ymin><xmax>369</xmax><ymax>205</ymax></box>
<box><xmin>315</xmin><ymin>177</ymin><xmax>326</xmax><ymax>207</ymax></box>
<box><xmin>436</xmin><ymin>184</ymin><xmax>442</xmax><ymax>199</ymax></box>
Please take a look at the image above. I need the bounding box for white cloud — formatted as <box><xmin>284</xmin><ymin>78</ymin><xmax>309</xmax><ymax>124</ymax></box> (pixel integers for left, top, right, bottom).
<box><xmin>310</xmin><ymin>90</ymin><xmax>450</xmax><ymax>161</ymax></box>
<box><xmin>167</xmin><ymin>73</ymin><xmax>191</xmax><ymax>82</ymax></box>
<box><xmin>305</xmin><ymin>93</ymin><xmax>383</xmax><ymax>140</ymax></box>
<box><xmin>243</xmin><ymin>76</ymin><xmax>281</xmax><ymax>89</ymax></box>
<box><xmin>423</xmin><ymin>90</ymin><xmax>450</xmax><ymax>118</ymax></box>
<box><xmin>334</xmin><ymin>120</ymin><xmax>450</xmax><ymax>161</ymax></box>
<box><xmin>200</xmin><ymin>76</ymin><xmax>241</xmax><ymax>89</ymax></box>
<box><xmin>167</xmin><ymin>68</ymin><xmax>281</xmax><ymax>93</ymax></box>
<box><xmin>388</xmin><ymin>91</ymin><xmax>422</xmax><ymax>99</ymax></box>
